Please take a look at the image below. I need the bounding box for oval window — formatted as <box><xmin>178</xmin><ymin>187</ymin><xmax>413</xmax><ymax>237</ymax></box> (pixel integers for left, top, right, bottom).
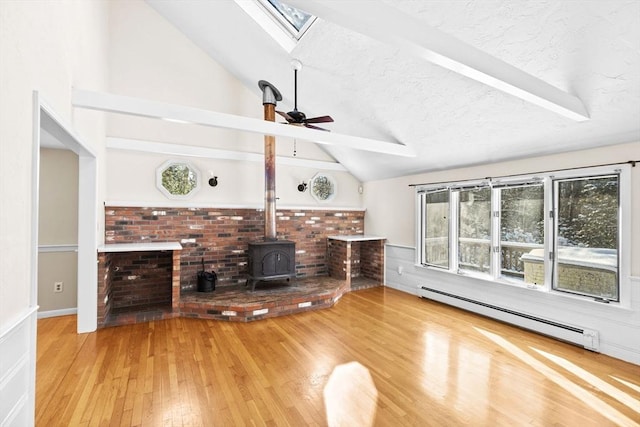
<box><xmin>310</xmin><ymin>172</ymin><xmax>337</xmax><ymax>202</ymax></box>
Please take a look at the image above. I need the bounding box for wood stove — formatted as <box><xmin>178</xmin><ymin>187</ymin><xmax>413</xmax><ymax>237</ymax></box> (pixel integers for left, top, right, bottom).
<box><xmin>247</xmin><ymin>240</ymin><xmax>296</xmax><ymax>291</ymax></box>
<box><xmin>246</xmin><ymin>81</ymin><xmax>297</xmax><ymax>291</ymax></box>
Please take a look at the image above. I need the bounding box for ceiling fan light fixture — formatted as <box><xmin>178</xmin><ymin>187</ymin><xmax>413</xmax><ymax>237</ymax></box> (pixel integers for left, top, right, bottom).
<box><xmin>276</xmin><ymin>60</ymin><xmax>334</xmax><ymax>132</ymax></box>
<box><xmin>291</xmin><ymin>58</ymin><xmax>303</xmax><ymax>71</ymax></box>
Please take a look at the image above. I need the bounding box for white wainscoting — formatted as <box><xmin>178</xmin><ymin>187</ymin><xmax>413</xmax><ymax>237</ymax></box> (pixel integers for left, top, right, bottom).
<box><xmin>0</xmin><ymin>307</ymin><xmax>37</xmax><ymax>427</ymax></box>
<box><xmin>384</xmin><ymin>245</ymin><xmax>420</xmax><ymax>296</ymax></box>
<box><xmin>384</xmin><ymin>244</ymin><xmax>640</xmax><ymax>365</ymax></box>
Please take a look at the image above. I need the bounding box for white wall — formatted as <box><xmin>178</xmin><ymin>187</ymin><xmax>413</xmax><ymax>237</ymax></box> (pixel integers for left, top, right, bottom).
<box><xmin>38</xmin><ymin>149</ymin><xmax>79</xmax><ymax>314</ymax></box>
<box><xmin>106</xmin><ymin>149</ymin><xmax>362</xmax><ymax>208</ymax></box>
<box><xmin>369</xmin><ymin>141</ymin><xmax>640</xmax><ymax>364</ymax></box>
<box><xmin>0</xmin><ymin>0</ymin><xmax>108</xmax><ymax>334</ymax></box>
<box><xmin>105</xmin><ymin>0</ymin><xmax>361</xmax><ymax>209</ymax></box>
<box><xmin>0</xmin><ymin>1</ymin><xmax>108</xmax><ymax>424</ymax></box>
<box><xmin>38</xmin><ymin>149</ymin><xmax>79</xmax><ymax>243</ymax></box>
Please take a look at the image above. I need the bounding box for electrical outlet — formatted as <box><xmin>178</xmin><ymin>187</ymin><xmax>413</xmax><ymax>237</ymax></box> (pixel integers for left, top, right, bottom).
<box><xmin>54</xmin><ymin>281</ymin><xmax>63</xmax><ymax>293</ymax></box>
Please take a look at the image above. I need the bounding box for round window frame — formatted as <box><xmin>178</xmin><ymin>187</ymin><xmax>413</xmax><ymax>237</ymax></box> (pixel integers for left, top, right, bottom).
<box><xmin>156</xmin><ymin>160</ymin><xmax>201</xmax><ymax>199</ymax></box>
<box><xmin>310</xmin><ymin>172</ymin><xmax>337</xmax><ymax>203</ymax></box>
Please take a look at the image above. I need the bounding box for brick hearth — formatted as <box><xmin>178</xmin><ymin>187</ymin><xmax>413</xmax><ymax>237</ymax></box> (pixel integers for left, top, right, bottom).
<box><xmin>99</xmin><ymin>206</ymin><xmax>379</xmax><ymax>328</ymax></box>
<box><xmin>101</xmin><ymin>276</ymin><xmax>380</xmax><ymax>327</ymax></box>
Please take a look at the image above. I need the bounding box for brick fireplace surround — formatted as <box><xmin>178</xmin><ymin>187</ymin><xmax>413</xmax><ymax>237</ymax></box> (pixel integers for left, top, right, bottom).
<box><xmin>97</xmin><ymin>206</ymin><xmax>382</xmax><ymax>327</ymax></box>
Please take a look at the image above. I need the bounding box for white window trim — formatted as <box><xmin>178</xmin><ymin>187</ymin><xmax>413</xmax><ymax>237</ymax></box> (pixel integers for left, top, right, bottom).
<box><xmin>415</xmin><ymin>164</ymin><xmax>631</xmax><ymax>308</ymax></box>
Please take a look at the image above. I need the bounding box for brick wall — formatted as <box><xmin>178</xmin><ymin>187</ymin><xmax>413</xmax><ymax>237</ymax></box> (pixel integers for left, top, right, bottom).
<box><xmin>326</xmin><ymin>238</ymin><xmax>385</xmax><ymax>283</ymax></box>
<box><xmin>97</xmin><ymin>252</ymin><xmax>111</xmax><ymax>326</ymax></box>
<box><xmin>108</xmin><ymin>251</ymin><xmax>173</xmax><ymax>309</ymax></box>
<box><xmin>361</xmin><ymin>240</ymin><xmax>384</xmax><ymax>282</ymax></box>
<box><xmin>350</xmin><ymin>243</ymin><xmax>361</xmax><ymax>278</ymax></box>
<box><xmin>327</xmin><ymin>239</ymin><xmax>348</xmax><ymax>280</ymax></box>
<box><xmin>105</xmin><ymin>207</ymin><xmax>365</xmax><ymax>290</ymax></box>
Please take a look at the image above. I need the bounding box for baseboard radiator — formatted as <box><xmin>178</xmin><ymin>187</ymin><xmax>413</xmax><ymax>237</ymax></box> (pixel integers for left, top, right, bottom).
<box><xmin>419</xmin><ymin>287</ymin><xmax>599</xmax><ymax>351</ymax></box>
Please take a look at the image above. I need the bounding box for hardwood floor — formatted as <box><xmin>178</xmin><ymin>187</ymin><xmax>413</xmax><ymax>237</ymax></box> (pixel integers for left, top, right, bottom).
<box><xmin>36</xmin><ymin>287</ymin><xmax>639</xmax><ymax>426</ymax></box>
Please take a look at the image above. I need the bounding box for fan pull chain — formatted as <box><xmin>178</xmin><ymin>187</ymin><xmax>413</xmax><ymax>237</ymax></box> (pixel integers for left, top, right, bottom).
<box><xmin>293</xmin><ymin>139</ymin><xmax>297</xmax><ymax>157</ymax></box>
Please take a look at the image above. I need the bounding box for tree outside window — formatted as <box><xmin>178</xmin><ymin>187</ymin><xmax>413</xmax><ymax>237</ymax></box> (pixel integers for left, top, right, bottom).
<box><xmin>458</xmin><ymin>187</ymin><xmax>491</xmax><ymax>274</ymax></box>
<box><xmin>500</xmin><ymin>184</ymin><xmax>544</xmax><ymax>282</ymax></box>
<box><xmin>424</xmin><ymin>190</ymin><xmax>449</xmax><ymax>268</ymax></box>
<box><xmin>417</xmin><ymin>167</ymin><xmax>624</xmax><ymax>302</ymax></box>
<box><xmin>555</xmin><ymin>175</ymin><xmax>619</xmax><ymax>299</ymax></box>
<box><xmin>156</xmin><ymin>161</ymin><xmax>200</xmax><ymax>199</ymax></box>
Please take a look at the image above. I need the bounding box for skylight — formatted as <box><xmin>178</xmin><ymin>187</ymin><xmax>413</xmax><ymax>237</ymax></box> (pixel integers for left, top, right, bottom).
<box><xmin>264</xmin><ymin>0</ymin><xmax>314</xmax><ymax>36</ymax></box>
<box><xmin>234</xmin><ymin>0</ymin><xmax>316</xmax><ymax>52</ymax></box>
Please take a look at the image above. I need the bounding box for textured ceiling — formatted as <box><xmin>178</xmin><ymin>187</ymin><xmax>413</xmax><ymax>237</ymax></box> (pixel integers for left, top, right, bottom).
<box><xmin>147</xmin><ymin>0</ymin><xmax>640</xmax><ymax>182</ymax></box>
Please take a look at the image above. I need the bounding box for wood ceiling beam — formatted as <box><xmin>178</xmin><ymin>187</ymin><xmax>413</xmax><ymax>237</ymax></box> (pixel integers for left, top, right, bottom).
<box><xmin>287</xmin><ymin>0</ymin><xmax>589</xmax><ymax>121</ymax></box>
<box><xmin>72</xmin><ymin>89</ymin><xmax>415</xmax><ymax>157</ymax></box>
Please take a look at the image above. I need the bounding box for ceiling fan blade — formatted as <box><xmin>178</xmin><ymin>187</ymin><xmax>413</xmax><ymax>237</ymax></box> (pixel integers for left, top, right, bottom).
<box><xmin>304</xmin><ymin>123</ymin><xmax>331</xmax><ymax>132</ymax></box>
<box><xmin>305</xmin><ymin>115</ymin><xmax>334</xmax><ymax>124</ymax></box>
<box><xmin>276</xmin><ymin>110</ymin><xmax>295</xmax><ymax>123</ymax></box>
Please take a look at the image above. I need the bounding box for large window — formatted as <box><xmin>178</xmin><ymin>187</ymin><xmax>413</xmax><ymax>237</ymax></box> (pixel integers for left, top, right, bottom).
<box><xmin>458</xmin><ymin>187</ymin><xmax>491</xmax><ymax>274</ymax></box>
<box><xmin>417</xmin><ymin>166</ymin><xmax>627</xmax><ymax>303</ymax></box>
<box><xmin>499</xmin><ymin>183</ymin><xmax>544</xmax><ymax>282</ymax></box>
<box><xmin>554</xmin><ymin>175</ymin><xmax>619</xmax><ymax>300</ymax></box>
<box><xmin>423</xmin><ymin>190</ymin><xmax>449</xmax><ymax>268</ymax></box>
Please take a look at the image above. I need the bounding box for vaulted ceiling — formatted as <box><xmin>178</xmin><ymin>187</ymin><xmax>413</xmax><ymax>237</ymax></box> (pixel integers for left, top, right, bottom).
<box><xmin>147</xmin><ymin>0</ymin><xmax>640</xmax><ymax>182</ymax></box>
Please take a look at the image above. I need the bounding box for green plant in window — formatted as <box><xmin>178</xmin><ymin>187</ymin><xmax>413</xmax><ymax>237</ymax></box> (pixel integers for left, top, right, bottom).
<box><xmin>312</xmin><ymin>174</ymin><xmax>334</xmax><ymax>200</ymax></box>
<box><xmin>161</xmin><ymin>164</ymin><xmax>197</xmax><ymax>196</ymax></box>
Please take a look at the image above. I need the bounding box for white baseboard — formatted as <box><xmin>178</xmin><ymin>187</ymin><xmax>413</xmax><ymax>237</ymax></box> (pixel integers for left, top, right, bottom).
<box><xmin>37</xmin><ymin>308</ymin><xmax>77</xmax><ymax>319</ymax></box>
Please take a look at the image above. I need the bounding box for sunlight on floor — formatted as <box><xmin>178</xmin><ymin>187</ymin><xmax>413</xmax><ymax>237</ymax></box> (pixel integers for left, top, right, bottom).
<box><xmin>611</xmin><ymin>376</ymin><xmax>640</xmax><ymax>394</ymax></box>
<box><xmin>532</xmin><ymin>347</ymin><xmax>640</xmax><ymax>414</ymax></box>
<box><xmin>422</xmin><ymin>330</ymin><xmax>450</xmax><ymax>402</ymax></box>
<box><xmin>323</xmin><ymin>361</ymin><xmax>378</xmax><ymax>427</ymax></box>
<box><xmin>474</xmin><ymin>327</ymin><xmax>638</xmax><ymax>427</ymax></box>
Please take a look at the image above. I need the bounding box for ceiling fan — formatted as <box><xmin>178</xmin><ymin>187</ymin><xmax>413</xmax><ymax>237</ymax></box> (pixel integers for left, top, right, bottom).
<box><xmin>277</xmin><ymin>59</ymin><xmax>334</xmax><ymax>132</ymax></box>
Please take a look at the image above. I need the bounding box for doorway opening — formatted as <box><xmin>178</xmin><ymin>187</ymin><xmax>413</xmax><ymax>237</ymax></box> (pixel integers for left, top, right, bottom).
<box><xmin>32</xmin><ymin>92</ymin><xmax>98</xmax><ymax>333</ymax></box>
<box><xmin>37</xmin><ymin>147</ymin><xmax>79</xmax><ymax>317</ymax></box>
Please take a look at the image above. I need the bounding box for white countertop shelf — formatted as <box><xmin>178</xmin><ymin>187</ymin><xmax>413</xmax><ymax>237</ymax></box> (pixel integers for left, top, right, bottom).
<box><xmin>327</xmin><ymin>235</ymin><xmax>386</xmax><ymax>242</ymax></box>
<box><xmin>98</xmin><ymin>242</ymin><xmax>182</xmax><ymax>253</ymax></box>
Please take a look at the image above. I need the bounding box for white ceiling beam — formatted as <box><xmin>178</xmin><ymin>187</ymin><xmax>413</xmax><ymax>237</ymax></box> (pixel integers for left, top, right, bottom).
<box><xmin>106</xmin><ymin>137</ymin><xmax>347</xmax><ymax>171</ymax></box>
<box><xmin>288</xmin><ymin>0</ymin><xmax>589</xmax><ymax>122</ymax></box>
<box><xmin>72</xmin><ymin>89</ymin><xmax>415</xmax><ymax>157</ymax></box>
